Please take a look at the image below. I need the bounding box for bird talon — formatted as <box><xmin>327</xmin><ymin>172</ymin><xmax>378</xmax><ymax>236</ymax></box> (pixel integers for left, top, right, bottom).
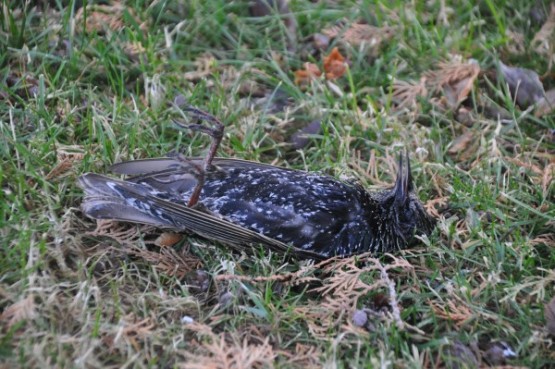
<box><xmin>172</xmin><ymin>107</ymin><xmax>225</xmax><ymax>207</ymax></box>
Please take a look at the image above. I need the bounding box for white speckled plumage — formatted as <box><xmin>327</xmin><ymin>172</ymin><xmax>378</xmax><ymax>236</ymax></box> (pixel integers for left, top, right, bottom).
<box><xmin>79</xmin><ymin>155</ymin><xmax>435</xmax><ymax>259</ymax></box>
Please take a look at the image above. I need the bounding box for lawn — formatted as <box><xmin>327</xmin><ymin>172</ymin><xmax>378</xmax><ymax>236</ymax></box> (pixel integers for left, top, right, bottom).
<box><xmin>1</xmin><ymin>0</ymin><xmax>554</xmax><ymax>368</ymax></box>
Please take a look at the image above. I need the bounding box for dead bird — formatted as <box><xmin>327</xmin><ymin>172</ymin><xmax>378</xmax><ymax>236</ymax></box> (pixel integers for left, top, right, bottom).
<box><xmin>79</xmin><ymin>109</ymin><xmax>435</xmax><ymax>260</ymax></box>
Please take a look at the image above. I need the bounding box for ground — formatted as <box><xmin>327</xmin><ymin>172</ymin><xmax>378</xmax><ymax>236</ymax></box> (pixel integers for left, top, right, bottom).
<box><xmin>0</xmin><ymin>1</ymin><xmax>554</xmax><ymax>368</ymax></box>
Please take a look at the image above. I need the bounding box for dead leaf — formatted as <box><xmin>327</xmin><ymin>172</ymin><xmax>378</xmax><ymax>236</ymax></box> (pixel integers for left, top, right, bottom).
<box><xmin>184</xmin><ymin>335</ymin><xmax>276</xmax><ymax>369</ymax></box>
<box><xmin>322</xmin><ymin>23</ymin><xmax>395</xmax><ymax>56</ymax></box>
<box><xmin>249</xmin><ymin>0</ymin><xmax>297</xmax><ymax>51</ymax></box>
<box><xmin>121</xmin><ymin>314</ymin><xmax>156</xmax><ymax>338</ymax></box>
<box><xmin>46</xmin><ymin>145</ymin><xmax>85</xmax><ymax>180</ymax></box>
<box><xmin>441</xmin><ymin>341</ymin><xmax>479</xmax><ymax>369</ymax></box>
<box><xmin>534</xmin><ymin>88</ymin><xmax>555</xmax><ymax>117</ymax></box>
<box><xmin>448</xmin><ymin>130</ymin><xmax>475</xmax><ymax>155</ymax></box>
<box><xmin>45</xmin><ymin>158</ymin><xmax>74</xmax><ymax>180</ymax></box>
<box><xmin>499</xmin><ymin>62</ymin><xmax>545</xmax><ymax>108</ymax></box>
<box><xmin>424</xmin><ymin>196</ymin><xmax>449</xmax><ymax>218</ymax></box>
<box><xmin>313</xmin><ymin>33</ymin><xmax>331</xmax><ymax>50</ymax></box>
<box><xmin>125</xmin><ymin>244</ymin><xmax>202</xmax><ymax>279</ymax></box>
<box><xmin>183</xmin><ymin>53</ymin><xmax>217</xmax><ymax>81</ymax></box>
<box><xmin>0</xmin><ymin>295</ymin><xmax>36</xmax><ymax>328</ymax></box>
<box><xmin>154</xmin><ymin>232</ymin><xmax>183</xmax><ymax>247</ymax></box>
<box><xmin>424</xmin><ymin>59</ymin><xmax>480</xmax><ymax>109</ymax></box>
<box><xmin>529</xmin><ymin>233</ymin><xmax>555</xmax><ymax>247</ymax></box>
<box><xmin>323</xmin><ymin>47</ymin><xmax>347</xmax><ymax>80</ymax></box>
<box><xmin>546</xmin><ymin>296</ymin><xmax>555</xmax><ymax>336</ymax></box>
<box><xmin>277</xmin><ymin>343</ymin><xmax>323</xmax><ymax>369</ymax></box>
<box><xmin>430</xmin><ymin>299</ymin><xmax>473</xmax><ymax>327</ymax></box>
<box><xmin>290</xmin><ymin>120</ymin><xmax>322</xmax><ymax>149</ymax></box>
<box><xmin>532</xmin><ymin>4</ymin><xmax>555</xmax><ymax>56</ymax></box>
<box><xmin>455</xmin><ymin>106</ymin><xmax>475</xmax><ymax>127</ymax></box>
<box><xmin>391</xmin><ymin>77</ymin><xmax>428</xmax><ymax>109</ymax></box>
<box><xmin>75</xmin><ymin>4</ymin><xmax>145</xmax><ymax>34</ymax></box>
<box><xmin>541</xmin><ymin>163</ymin><xmax>554</xmax><ymax>196</ymax></box>
<box><xmin>123</xmin><ymin>41</ymin><xmax>146</xmax><ymax>61</ymax></box>
<box><xmin>504</xmin><ymin>30</ymin><xmax>526</xmax><ymax>55</ymax></box>
<box><xmin>449</xmin><ymin>129</ymin><xmax>479</xmax><ymax>162</ymax></box>
<box><xmin>294</xmin><ymin>62</ymin><xmax>322</xmax><ymax>86</ymax></box>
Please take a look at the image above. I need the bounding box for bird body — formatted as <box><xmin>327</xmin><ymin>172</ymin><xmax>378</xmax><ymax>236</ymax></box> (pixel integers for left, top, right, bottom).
<box><xmin>79</xmin><ymin>155</ymin><xmax>434</xmax><ymax>259</ymax></box>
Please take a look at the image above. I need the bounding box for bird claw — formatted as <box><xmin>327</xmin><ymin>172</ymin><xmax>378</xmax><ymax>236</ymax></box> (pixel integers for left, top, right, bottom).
<box><xmin>172</xmin><ymin>107</ymin><xmax>225</xmax><ymax>207</ymax></box>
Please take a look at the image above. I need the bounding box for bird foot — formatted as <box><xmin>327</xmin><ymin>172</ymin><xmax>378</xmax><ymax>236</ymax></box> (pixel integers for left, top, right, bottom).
<box><xmin>173</xmin><ymin>107</ymin><xmax>224</xmax><ymax>168</ymax></box>
<box><xmin>173</xmin><ymin>107</ymin><xmax>225</xmax><ymax>207</ymax></box>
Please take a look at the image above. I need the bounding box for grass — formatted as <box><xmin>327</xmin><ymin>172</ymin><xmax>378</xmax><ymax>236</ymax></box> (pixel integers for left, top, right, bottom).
<box><xmin>1</xmin><ymin>0</ymin><xmax>554</xmax><ymax>368</ymax></box>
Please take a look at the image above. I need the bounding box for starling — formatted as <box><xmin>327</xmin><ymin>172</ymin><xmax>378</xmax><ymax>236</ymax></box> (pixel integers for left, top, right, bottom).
<box><xmin>79</xmin><ymin>110</ymin><xmax>435</xmax><ymax>260</ymax></box>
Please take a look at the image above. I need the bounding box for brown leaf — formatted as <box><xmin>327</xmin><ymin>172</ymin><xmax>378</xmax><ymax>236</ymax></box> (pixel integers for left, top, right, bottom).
<box><xmin>448</xmin><ymin>130</ymin><xmax>475</xmax><ymax>155</ymax></box>
<box><xmin>531</xmin><ymin>4</ymin><xmax>555</xmax><ymax>56</ymax></box>
<box><xmin>424</xmin><ymin>196</ymin><xmax>449</xmax><ymax>218</ymax></box>
<box><xmin>546</xmin><ymin>296</ymin><xmax>555</xmax><ymax>336</ymax></box>
<box><xmin>0</xmin><ymin>295</ymin><xmax>36</xmax><ymax>328</ymax></box>
<box><xmin>294</xmin><ymin>62</ymin><xmax>322</xmax><ymax>85</ymax></box>
<box><xmin>75</xmin><ymin>3</ymin><xmax>145</xmax><ymax>34</ymax></box>
<box><xmin>529</xmin><ymin>233</ymin><xmax>555</xmax><ymax>247</ymax></box>
<box><xmin>391</xmin><ymin>77</ymin><xmax>428</xmax><ymax>109</ymax></box>
<box><xmin>322</xmin><ymin>23</ymin><xmax>395</xmax><ymax>55</ymax></box>
<box><xmin>184</xmin><ymin>335</ymin><xmax>276</xmax><ymax>369</ymax></box>
<box><xmin>46</xmin><ymin>145</ymin><xmax>85</xmax><ymax>180</ymax></box>
<box><xmin>45</xmin><ymin>158</ymin><xmax>74</xmax><ymax>180</ymax></box>
<box><xmin>323</xmin><ymin>47</ymin><xmax>347</xmax><ymax>80</ymax></box>
<box><xmin>183</xmin><ymin>53</ymin><xmax>218</xmax><ymax>81</ymax></box>
<box><xmin>430</xmin><ymin>299</ymin><xmax>473</xmax><ymax>327</ymax></box>
<box><xmin>125</xmin><ymin>244</ymin><xmax>202</xmax><ymax>279</ymax></box>
<box><xmin>290</xmin><ymin>120</ymin><xmax>322</xmax><ymax>149</ymax></box>
<box><xmin>441</xmin><ymin>341</ymin><xmax>479</xmax><ymax>369</ymax></box>
<box><xmin>504</xmin><ymin>30</ymin><xmax>526</xmax><ymax>55</ymax></box>
<box><xmin>499</xmin><ymin>62</ymin><xmax>545</xmax><ymax>108</ymax></box>
<box><xmin>448</xmin><ymin>130</ymin><xmax>479</xmax><ymax>162</ymax></box>
<box><xmin>154</xmin><ymin>232</ymin><xmax>184</xmax><ymax>247</ymax></box>
<box><xmin>534</xmin><ymin>88</ymin><xmax>555</xmax><ymax>117</ymax></box>
<box><xmin>424</xmin><ymin>59</ymin><xmax>480</xmax><ymax>109</ymax></box>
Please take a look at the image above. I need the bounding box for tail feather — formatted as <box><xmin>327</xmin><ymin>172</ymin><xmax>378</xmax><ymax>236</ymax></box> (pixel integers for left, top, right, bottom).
<box><xmin>79</xmin><ymin>173</ymin><xmax>174</xmax><ymax>227</ymax></box>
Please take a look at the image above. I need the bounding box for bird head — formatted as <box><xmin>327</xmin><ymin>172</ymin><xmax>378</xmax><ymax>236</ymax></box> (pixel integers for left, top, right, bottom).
<box><xmin>380</xmin><ymin>153</ymin><xmax>435</xmax><ymax>245</ymax></box>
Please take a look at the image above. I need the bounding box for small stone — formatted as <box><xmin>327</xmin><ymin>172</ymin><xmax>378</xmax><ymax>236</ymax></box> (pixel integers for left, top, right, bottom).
<box><xmin>218</xmin><ymin>291</ymin><xmax>234</xmax><ymax>308</ymax></box>
<box><xmin>352</xmin><ymin>309</ymin><xmax>368</xmax><ymax>327</ymax></box>
<box><xmin>181</xmin><ymin>316</ymin><xmax>194</xmax><ymax>324</ymax></box>
<box><xmin>184</xmin><ymin>269</ymin><xmax>211</xmax><ymax>295</ymax></box>
<box><xmin>483</xmin><ymin>341</ymin><xmax>517</xmax><ymax>366</ymax></box>
<box><xmin>442</xmin><ymin>341</ymin><xmax>479</xmax><ymax>369</ymax></box>
<box><xmin>313</xmin><ymin>33</ymin><xmax>331</xmax><ymax>50</ymax></box>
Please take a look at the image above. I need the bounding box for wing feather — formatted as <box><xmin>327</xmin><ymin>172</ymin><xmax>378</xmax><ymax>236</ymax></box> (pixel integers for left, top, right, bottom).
<box><xmin>79</xmin><ymin>173</ymin><xmax>324</xmax><ymax>259</ymax></box>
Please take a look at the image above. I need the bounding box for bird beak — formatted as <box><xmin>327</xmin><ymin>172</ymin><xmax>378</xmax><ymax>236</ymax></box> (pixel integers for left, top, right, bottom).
<box><xmin>393</xmin><ymin>152</ymin><xmax>413</xmax><ymax>205</ymax></box>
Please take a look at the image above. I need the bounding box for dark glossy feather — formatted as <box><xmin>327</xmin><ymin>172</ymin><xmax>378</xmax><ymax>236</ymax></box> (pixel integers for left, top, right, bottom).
<box><xmin>79</xmin><ymin>155</ymin><xmax>435</xmax><ymax>259</ymax></box>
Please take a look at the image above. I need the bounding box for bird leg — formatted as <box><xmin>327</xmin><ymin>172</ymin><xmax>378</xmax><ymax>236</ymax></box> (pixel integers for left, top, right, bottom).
<box><xmin>173</xmin><ymin>107</ymin><xmax>225</xmax><ymax>208</ymax></box>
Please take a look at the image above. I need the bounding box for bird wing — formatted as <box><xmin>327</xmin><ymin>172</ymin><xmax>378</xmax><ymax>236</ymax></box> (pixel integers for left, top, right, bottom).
<box><xmin>79</xmin><ymin>173</ymin><xmax>324</xmax><ymax>260</ymax></box>
<box><xmin>110</xmin><ymin>157</ymin><xmax>294</xmax><ymax>176</ymax></box>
